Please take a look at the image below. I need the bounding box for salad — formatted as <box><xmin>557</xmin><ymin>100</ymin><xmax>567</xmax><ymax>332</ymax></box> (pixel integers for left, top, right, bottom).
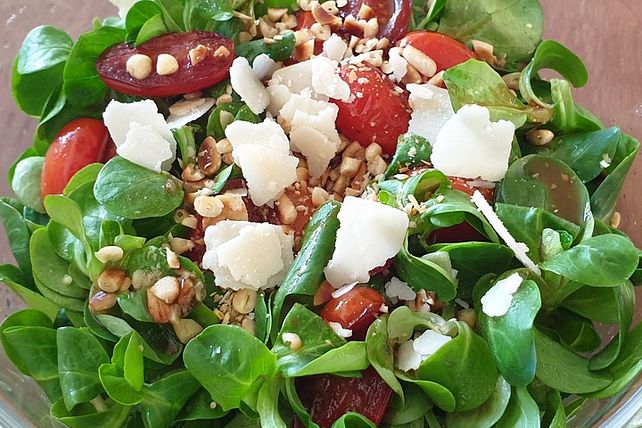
<box><xmin>1</xmin><ymin>0</ymin><xmax>641</xmax><ymax>427</ymax></box>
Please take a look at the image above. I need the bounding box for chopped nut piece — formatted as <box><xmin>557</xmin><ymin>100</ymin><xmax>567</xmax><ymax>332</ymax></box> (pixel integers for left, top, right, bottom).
<box><xmin>364</xmin><ymin>143</ymin><xmax>382</xmax><ymax>162</ymax></box>
<box><xmin>267</xmin><ymin>7</ymin><xmax>288</xmax><ymax>21</ymax></box>
<box><xmin>98</xmin><ymin>268</ymin><xmax>131</xmax><ymax>293</ymax></box>
<box><xmin>181</xmin><ymin>215</ymin><xmax>199</xmax><ymax>230</ymax></box>
<box><xmin>95</xmin><ymin>245</ymin><xmax>124</xmax><ymax>263</ymax></box>
<box><xmin>402</xmin><ymin>45</ymin><xmax>437</xmax><ymax>77</ymax></box>
<box><xmin>358</xmin><ymin>3</ymin><xmax>375</xmax><ymax>19</ymax></box>
<box><xmin>342</xmin><ymin>141</ymin><xmax>366</xmax><ymax>160</ymax></box>
<box><xmin>156</xmin><ymin>53</ymin><xmax>179</xmax><ymax>76</ymax></box>
<box><xmin>147</xmin><ymin>289</ymin><xmax>180</xmax><ymax>324</ymax></box>
<box><xmin>321</xmin><ymin>1</ymin><xmax>339</xmax><ymax>15</ymax></box>
<box><xmin>294</xmin><ymin>38</ymin><xmax>315</xmax><ymax>61</ymax></box>
<box><xmin>277</xmin><ymin>193</ymin><xmax>298</xmax><ymax>225</ymax></box>
<box><xmin>527</xmin><ymin>129</ymin><xmax>555</xmax><ymax>146</ymax></box>
<box><xmin>457</xmin><ymin>308</ymin><xmax>476</xmax><ymax>329</ymax></box>
<box><xmin>126</xmin><ymin>54</ymin><xmax>153</xmax><ymax>80</ymax></box>
<box><xmin>310</xmin><ymin>23</ymin><xmax>331</xmax><ymax>40</ymax></box>
<box><xmin>610</xmin><ymin>211</ymin><xmax>621</xmax><ymax>229</ymax></box>
<box><xmin>343</xmin><ymin>15</ymin><xmax>364</xmax><ymax>35</ymax></box>
<box><xmin>182</xmin><ymin>164</ymin><xmax>205</xmax><ymax>182</ymax></box>
<box><xmin>311</xmin><ymin>1</ymin><xmax>342</xmax><ymax>27</ymax></box>
<box><xmin>216</xmin><ymin>93</ymin><xmax>233</xmax><ymax>106</ymax></box>
<box><xmin>241</xmin><ymin>317</ymin><xmax>256</xmax><ymax>334</ymax></box>
<box><xmin>170</xmin><ymin>237</ymin><xmax>196</xmax><ymax>255</ymax></box>
<box><xmin>367</xmin><ymin>155</ymin><xmax>387</xmax><ymax>176</ymax></box>
<box><xmin>296</xmin><ymin>166</ymin><xmax>310</xmax><ymax>182</ymax></box>
<box><xmin>232</xmin><ymin>289</ymin><xmax>258</xmax><ymax>314</ymax></box>
<box><xmin>238</xmin><ymin>31</ymin><xmax>253</xmax><ymax>43</ymax></box>
<box><xmin>194</xmin><ymin>195</ymin><xmax>225</xmax><ymax>218</ymax></box>
<box><xmin>213</xmin><ymin>45</ymin><xmax>231</xmax><ymax>58</ymax></box>
<box><xmin>198</xmin><ymin>136</ymin><xmax>222</xmax><ymax>176</ymax></box>
<box><xmin>363</xmin><ymin>18</ymin><xmax>379</xmax><ymax>38</ymax></box>
<box><xmin>259</xmin><ymin>18</ymin><xmax>278</xmax><ymax>38</ymax></box>
<box><xmin>216</xmin><ymin>138</ymin><xmax>233</xmax><ymax>154</ymax></box>
<box><xmin>502</xmin><ymin>72</ymin><xmax>521</xmax><ymax>91</ymax></box>
<box><xmin>173</xmin><ymin>318</ymin><xmax>203</xmax><ymax>343</ymax></box>
<box><xmin>282</xmin><ymin>332</ymin><xmax>303</xmax><ymax>351</ymax></box>
<box><xmin>339</xmin><ymin>156</ymin><xmax>362</xmax><ymax>178</ymax></box>
<box><xmin>188</xmin><ymin>44</ymin><xmax>208</xmax><ymax>66</ymax></box>
<box><xmin>401</xmin><ymin>63</ymin><xmax>422</xmax><ymax>84</ymax></box>
<box><xmin>89</xmin><ymin>291</ymin><xmax>118</xmax><ymax>312</ymax></box>
<box><xmin>472</xmin><ymin>40</ymin><xmax>497</xmax><ymax>65</ymax></box>
<box><xmin>428</xmin><ymin>70</ymin><xmax>445</xmax><ymax>87</ymax></box>
<box><xmin>166</xmin><ymin>248</ymin><xmax>181</xmax><ymax>269</ymax></box>
<box><xmin>150</xmin><ymin>276</ymin><xmax>180</xmax><ymax>304</ymax></box>
<box><xmin>297</xmin><ymin>0</ymin><xmax>313</xmax><ymax>11</ymax></box>
<box><xmin>311</xmin><ymin>187</ymin><xmax>330</xmax><ymax>207</ymax></box>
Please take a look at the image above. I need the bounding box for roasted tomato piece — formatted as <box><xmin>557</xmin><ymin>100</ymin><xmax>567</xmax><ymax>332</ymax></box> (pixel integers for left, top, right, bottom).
<box><xmin>41</xmin><ymin>118</ymin><xmax>115</xmax><ymax>197</ymax></box>
<box><xmin>334</xmin><ymin>65</ymin><xmax>410</xmax><ymax>155</ymax></box>
<box><xmin>321</xmin><ymin>286</ymin><xmax>384</xmax><ymax>339</ymax></box>
<box><xmin>97</xmin><ymin>31</ymin><xmax>234</xmax><ymax>97</ymax></box>
<box><xmin>340</xmin><ymin>0</ymin><xmax>411</xmax><ymax>43</ymax></box>
<box><xmin>294</xmin><ymin>367</ymin><xmax>393</xmax><ymax>428</ymax></box>
<box><xmin>398</xmin><ymin>31</ymin><xmax>477</xmax><ymax>73</ymax></box>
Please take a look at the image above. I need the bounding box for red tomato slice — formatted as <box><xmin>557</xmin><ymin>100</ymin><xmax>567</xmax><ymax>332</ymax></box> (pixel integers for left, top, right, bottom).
<box><xmin>321</xmin><ymin>286</ymin><xmax>384</xmax><ymax>340</ymax></box>
<box><xmin>340</xmin><ymin>0</ymin><xmax>411</xmax><ymax>43</ymax></box>
<box><xmin>97</xmin><ymin>31</ymin><xmax>234</xmax><ymax>97</ymax></box>
<box><xmin>449</xmin><ymin>176</ymin><xmax>495</xmax><ymax>201</ymax></box>
<box><xmin>41</xmin><ymin>118</ymin><xmax>114</xmax><ymax>198</ymax></box>
<box><xmin>398</xmin><ymin>31</ymin><xmax>477</xmax><ymax>73</ymax></box>
<box><xmin>334</xmin><ymin>65</ymin><xmax>410</xmax><ymax>155</ymax></box>
<box><xmin>294</xmin><ymin>367</ymin><xmax>393</xmax><ymax>428</ymax></box>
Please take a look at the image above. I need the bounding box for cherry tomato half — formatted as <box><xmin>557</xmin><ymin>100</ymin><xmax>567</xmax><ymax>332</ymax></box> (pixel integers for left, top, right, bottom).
<box><xmin>341</xmin><ymin>0</ymin><xmax>411</xmax><ymax>43</ymax></box>
<box><xmin>41</xmin><ymin>118</ymin><xmax>114</xmax><ymax>198</ymax></box>
<box><xmin>97</xmin><ymin>31</ymin><xmax>234</xmax><ymax>97</ymax></box>
<box><xmin>399</xmin><ymin>31</ymin><xmax>477</xmax><ymax>73</ymax></box>
<box><xmin>334</xmin><ymin>65</ymin><xmax>410</xmax><ymax>155</ymax></box>
<box><xmin>294</xmin><ymin>367</ymin><xmax>393</xmax><ymax>428</ymax></box>
<box><xmin>321</xmin><ymin>286</ymin><xmax>384</xmax><ymax>340</ymax></box>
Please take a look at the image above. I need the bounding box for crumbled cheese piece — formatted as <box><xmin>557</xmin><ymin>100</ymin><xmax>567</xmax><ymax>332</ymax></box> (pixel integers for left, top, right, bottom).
<box><xmin>236</xmin><ymin>144</ymin><xmax>298</xmax><ymax>206</ymax></box>
<box><xmin>166</xmin><ymin>98</ymin><xmax>216</xmax><ymax>129</ymax></box>
<box><xmin>267</xmin><ymin>83</ymin><xmax>293</xmax><ymax>116</ymax></box>
<box><xmin>324</xmin><ymin>197</ymin><xmax>409</xmax><ymax>287</ymax></box>
<box><xmin>384</xmin><ymin>277</ymin><xmax>416</xmax><ymax>301</ymax></box>
<box><xmin>117</xmin><ymin>123</ymin><xmax>174</xmax><ymax>172</ymax></box>
<box><xmin>103</xmin><ymin>99</ymin><xmax>177</xmax><ymax>171</ymax></box>
<box><xmin>471</xmin><ymin>190</ymin><xmax>541</xmax><ymax>275</ymax></box>
<box><xmin>230</xmin><ymin>57</ymin><xmax>270</xmax><ymax>114</ymax></box>
<box><xmin>328</xmin><ymin>322</ymin><xmax>353</xmax><ymax>338</ymax></box>
<box><xmin>600</xmin><ymin>153</ymin><xmax>612</xmax><ymax>169</ymax></box>
<box><xmin>481</xmin><ymin>272</ymin><xmax>523</xmax><ymax>317</ymax></box>
<box><xmin>202</xmin><ymin>221</ymin><xmax>294</xmax><ymax>290</ymax></box>
<box><xmin>331</xmin><ymin>282</ymin><xmax>357</xmax><ymax>298</ymax></box>
<box><xmin>270</xmin><ymin>56</ymin><xmax>350</xmax><ymax>101</ymax></box>
<box><xmin>396</xmin><ymin>340</ymin><xmax>423</xmax><ymax>371</ymax></box>
<box><xmin>226</xmin><ymin>119</ymin><xmax>291</xmax><ymax>161</ymax></box>
<box><xmin>396</xmin><ymin>329</ymin><xmax>452</xmax><ymax>372</ymax></box>
<box><xmin>322</xmin><ymin>34</ymin><xmax>348</xmax><ymax>62</ymax></box>
<box><xmin>290</xmin><ymin>126</ymin><xmax>337</xmax><ymax>178</ymax></box>
<box><xmin>413</xmin><ymin>330</ymin><xmax>452</xmax><ymax>357</ymax></box>
<box><xmin>421</xmin><ymin>251</ymin><xmax>458</xmax><ymax>282</ymax></box>
<box><xmin>225</xmin><ymin>119</ymin><xmax>298</xmax><ymax>205</ymax></box>
<box><xmin>252</xmin><ymin>53</ymin><xmax>279</xmax><ymax>81</ymax></box>
<box><xmin>431</xmin><ymin>105</ymin><xmax>515</xmax><ymax>181</ymax></box>
<box><xmin>382</xmin><ymin>50</ymin><xmax>408</xmax><ymax>82</ymax></box>
<box><xmin>407</xmin><ymin>84</ymin><xmax>454</xmax><ymax>145</ymax></box>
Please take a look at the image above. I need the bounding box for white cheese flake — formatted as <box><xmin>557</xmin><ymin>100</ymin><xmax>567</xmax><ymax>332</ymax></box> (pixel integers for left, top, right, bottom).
<box><xmin>328</xmin><ymin>322</ymin><xmax>353</xmax><ymax>338</ymax></box>
<box><xmin>252</xmin><ymin>53</ymin><xmax>279</xmax><ymax>81</ymax></box>
<box><xmin>324</xmin><ymin>197</ymin><xmax>409</xmax><ymax>287</ymax></box>
<box><xmin>384</xmin><ymin>277</ymin><xmax>416</xmax><ymax>301</ymax></box>
<box><xmin>290</xmin><ymin>126</ymin><xmax>337</xmax><ymax>178</ymax></box>
<box><xmin>226</xmin><ymin>119</ymin><xmax>291</xmax><ymax>160</ymax></box>
<box><xmin>166</xmin><ymin>98</ymin><xmax>216</xmax><ymax>129</ymax></box>
<box><xmin>407</xmin><ymin>84</ymin><xmax>454</xmax><ymax>145</ymax></box>
<box><xmin>431</xmin><ymin>105</ymin><xmax>515</xmax><ymax>181</ymax></box>
<box><xmin>202</xmin><ymin>221</ymin><xmax>294</xmax><ymax>290</ymax></box>
<box><xmin>396</xmin><ymin>340</ymin><xmax>423</xmax><ymax>371</ymax></box>
<box><xmin>270</xmin><ymin>56</ymin><xmax>350</xmax><ymax>101</ymax></box>
<box><xmin>103</xmin><ymin>99</ymin><xmax>176</xmax><ymax>171</ymax></box>
<box><xmin>471</xmin><ymin>190</ymin><xmax>541</xmax><ymax>275</ymax></box>
<box><xmin>413</xmin><ymin>330</ymin><xmax>452</xmax><ymax>357</ymax></box>
<box><xmin>230</xmin><ymin>57</ymin><xmax>270</xmax><ymax>114</ymax></box>
<box><xmin>117</xmin><ymin>123</ymin><xmax>173</xmax><ymax>173</ymax></box>
<box><xmin>481</xmin><ymin>272</ymin><xmax>523</xmax><ymax>317</ymax></box>
<box><xmin>322</xmin><ymin>34</ymin><xmax>348</xmax><ymax>62</ymax></box>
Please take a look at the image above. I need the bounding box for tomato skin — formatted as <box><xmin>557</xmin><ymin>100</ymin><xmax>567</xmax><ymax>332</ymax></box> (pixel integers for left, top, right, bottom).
<box><xmin>295</xmin><ymin>11</ymin><xmax>316</xmax><ymax>30</ymax></box>
<box><xmin>340</xmin><ymin>0</ymin><xmax>411</xmax><ymax>43</ymax></box>
<box><xmin>294</xmin><ymin>367</ymin><xmax>393</xmax><ymax>428</ymax></box>
<box><xmin>399</xmin><ymin>31</ymin><xmax>477</xmax><ymax>73</ymax></box>
<box><xmin>41</xmin><ymin>119</ymin><xmax>114</xmax><ymax>198</ymax></box>
<box><xmin>321</xmin><ymin>286</ymin><xmax>384</xmax><ymax>340</ymax></box>
<box><xmin>97</xmin><ymin>31</ymin><xmax>234</xmax><ymax>97</ymax></box>
<box><xmin>334</xmin><ymin>65</ymin><xmax>410</xmax><ymax>155</ymax></box>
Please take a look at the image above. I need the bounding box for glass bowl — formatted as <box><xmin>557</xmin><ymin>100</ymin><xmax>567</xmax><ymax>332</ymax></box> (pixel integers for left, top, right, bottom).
<box><xmin>0</xmin><ymin>0</ymin><xmax>640</xmax><ymax>426</ymax></box>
